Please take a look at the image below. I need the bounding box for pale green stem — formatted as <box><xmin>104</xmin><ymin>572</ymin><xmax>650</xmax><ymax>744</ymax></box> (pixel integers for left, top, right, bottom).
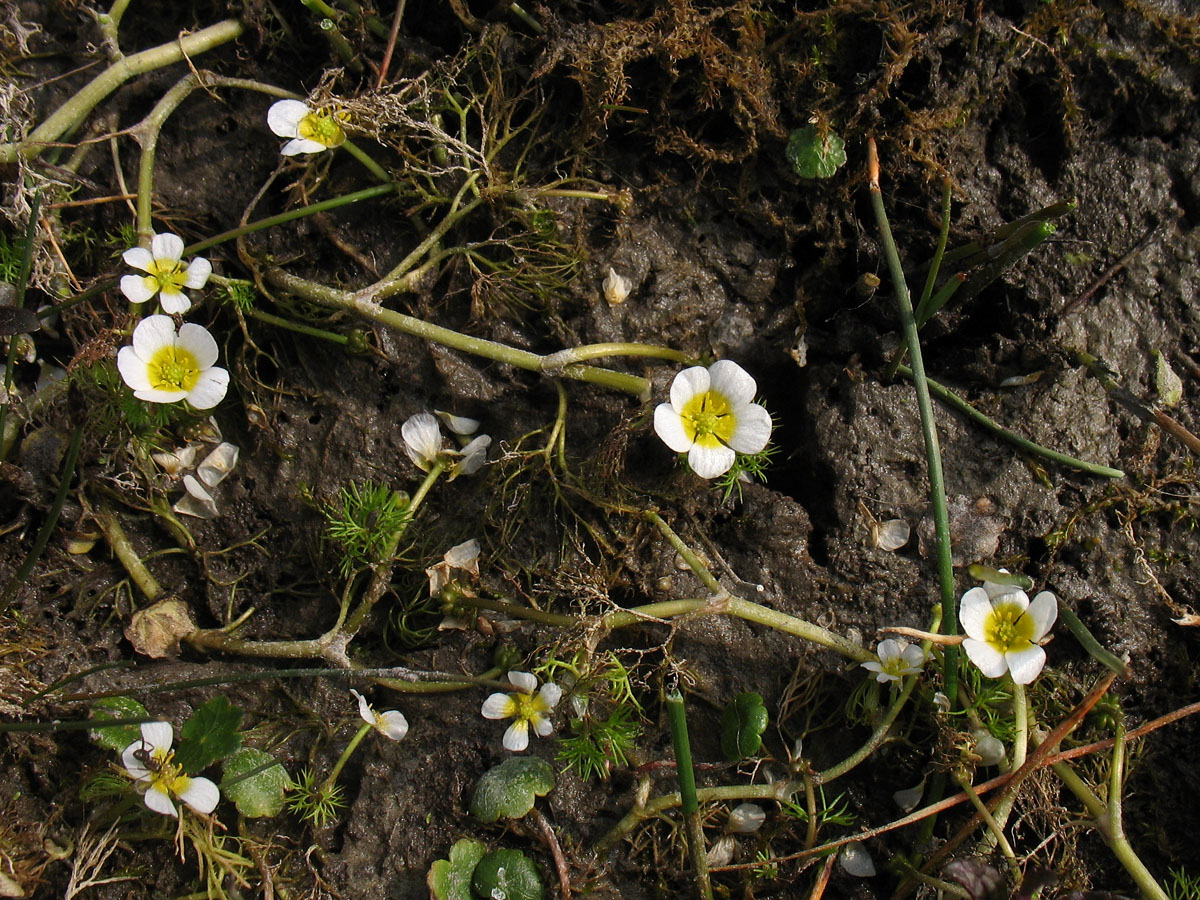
<box><xmin>320</xmin><ymin>721</ymin><xmax>372</xmax><ymax>794</ymax></box>
<box><xmin>94</xmin><ymin>503</ymin><xmax>163</xmax><ymax>600</ymax></box>
<box><xmin>978</xmin><ymin>681</ymin><xmax>1027</xmax><ymax>853</ymax></box>
<box><xmin>644</xmin><ymin>510</ymin><xmax>724</xmax><ymax>595</ymax></box>
<box><xmin>0</xmin><ymin>20</ymin><xmax>244</xmax><ymax>163</ymax></box>
<box><xmin>868</xmin><ymin>140</ymin><xmax>958</xmax><ymax>701</ymax></box>
<box><xmin>666</xmin><ymin>690</ymin><xmax>714</xmax><ymax>900</ymax></box>
<box><xmin>541</xmin><ymin>343</ymin><xmax>695</xmax><ymax>370</ymax></box>
<box><xmin>954</xmin><ymin>770</ymin><xmax>1018</xmax><ymax>871</ymax></box>
<box><xmin>266</xmin><ymin>268</ymin><xmax>652</xmax><ymax>398</ymax></box>
<box><xmin>816</xmin><ymin>673</ymin><xmax>918</xmax><ymax>783</ymax></box>
<box><xmin>1107</xmin><ymin>712</ymin><xmax>1169</xmax><ymax>900</ymax></box>
<box><xmin>135</xmin><ymin>73</ymin><xmax>201</xmax><ymax>239</ymax></box>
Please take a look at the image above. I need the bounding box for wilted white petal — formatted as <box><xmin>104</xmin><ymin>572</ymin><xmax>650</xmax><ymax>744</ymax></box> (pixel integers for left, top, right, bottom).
<box><xmin>706</xmin><ymin>834</ymin><xmax>736</xmax><ymax>868</ymax></box>
<box><xmin>434</xmin><ymin>410</ymin><xmax>480</xmax><ymax>435</ymax></box>
<box><xmin>893</xmin><ymin>779</ymin><xmax>925</xmax><ymax>812</ymax></box>
<box><xmin>727</xmin><ymin>803</ymin><xmax>766</xmax><ymax>834</ymax></box>
<box><xmin>175</xmin><ymin>475</ymin><xmax>219</xmax><ymax>519</ymax></box>
<box><xmin>875</xmin><ymin>518</ymin><xmax>910</xmax><ymax>551</ymax></box>
<box><xmin>840</xmin><ymin>841</ymin><xmax>876</xmax><ymax>877</ymax></box>
<box><xmin>197</xmin><ymin>442</ymin><xmax>239</xmax><ymax>487</ymax></box>
<box><xmin>603</xmin><ymin>267</ymin><xmax>631</xmax><ymax>305</ymax></box>
<box><xmin>152</xmin><ymin>445</ymin><xmax>197</xmax><ymax>475</ymax></box>
<box><xmin>444</xmin><ymin>539</ymin><xmax>480</xmax><ymax>569</ymax></box>
<box><xmin>972</xmin><ymin>730</ymin><xmax>1006</xmax><ymax>766</ymax></box>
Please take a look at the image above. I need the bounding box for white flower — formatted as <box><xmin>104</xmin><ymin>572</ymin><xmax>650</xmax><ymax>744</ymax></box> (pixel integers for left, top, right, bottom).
<box><xmin>121</xmin><ymin>721</ymin><xmax>220</xmax><ymax>817</ymax></box>
<box><xmin>120</xmin><ymin>233</ymin><xmax>211</xmax><ymax>314</ymax></box>
<box><xmin>402</xmin><ymin>411</ymin><xmax>490</xmax><ymax>478</ymax></box>
<box><xmin>117</xmin><ymin>315</ymin><xmax>229</xmax><ymax>409</ymax></box>
<box><xmin>481</xmin><ymin>670</ymin><xmax>561</xmax><ymax>752</ymax></box>
<box><xmin>960</xmin><ymin>579</ymin><xmax>1058</xmax><ymax>684</ymax></box>
<box><xmin>654</xmin><ymin>360</ymin><xmax>772</xmax><ymax>478</ymax></box>
<box><xmin>267</xmin><ymin>99</ymin><xmax>346</xmax><ymax>156</ymax></box>
<box><xmin>861</xmin><ymin>638</ymin><xmax>925</xmax><ymax>683</ymax></box>
<box><xmin>351</xmin><ymin>689</ymin><xmax>409</xmax><ymax>742</ymax></box>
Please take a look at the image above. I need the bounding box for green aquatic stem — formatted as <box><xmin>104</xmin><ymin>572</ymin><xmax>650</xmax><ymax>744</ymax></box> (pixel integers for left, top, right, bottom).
<box><xmin>1056</xmin><ymin>601</ymin><xmax>1129</xmax><ymax>676</ymax></box>
<box><xmin>666</xmin><ymin>689</ymin><xmax>714</xmax><ymax>900</ymax></box>
<box><xmin>978</xmin><ymin>681</ymin><xmax>1027</xmax><ymax>854</ymax></box>
<box><xmin>321</xmin><ymin>721</ymin><xmax>372</xmax><ymax>795</ymax></box>
<box><xmin>644</xmin><ymin>510</ymin><xmax>724</xmax><ymax>596</ymax></box>
<box><xmin>0</xmin><ymin>20</ymin><xmax>244</xmax><ymax>163</ymax></box>
<box><xmin>1106</xmin><ymin>711</ymin><xmax>1170</xmax><ymax>900</ymax></box>
<box><xmin>243</xmin><ymin>307</ymin><xmax>350</xmax><ymax>346</ymax></box>
<box><xmin>541</xmin><ymin>343</ymin><xmax>696</xmax><ymax>370</ymax></box>
<box><xmin>897</xmin><ymin>364</ymin><xmax>1125</xmax><ymax>478</ymax></box>
<box><xmin>954</xmin><ymin>769</ymin><xmax>1018</xmax><ymax>869</ymax></box>
<box><xmin>93</xmin><ymin>500</ymin><xmax>164</xmax><ymax>601</ymax></box>
<box><xmin>816</xmin><ymin>672</ymin><xmax>918</xmax><ymax>784</ymax></box>
<box><xmin>868</xmin><ymin>139</ymin><xmax>958</xmax><ymax>700</ymax></box>
<box><xmin>266</xmin><ymin>268</ymin><xmax>653</xmax><ymax>399</ymax></box>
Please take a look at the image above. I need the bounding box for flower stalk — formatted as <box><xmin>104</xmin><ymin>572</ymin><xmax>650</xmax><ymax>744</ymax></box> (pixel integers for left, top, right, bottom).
<box><xmin>665</xmin><ymin>689</ymin><xmax>714</xmax><ymax>900</ymax></box>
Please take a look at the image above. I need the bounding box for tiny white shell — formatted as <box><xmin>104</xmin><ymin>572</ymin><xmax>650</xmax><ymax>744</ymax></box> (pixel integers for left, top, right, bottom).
<box><xmin>602</xmin><ymin>267</ymin><xmax>631</xmax><ymax>305</ymax></box>
<box><xmin>839</xmin><ymin>841</ymin><xmax>876</xmax><ymax>877</ymax></box>
<box><xmin>197</xmin><ymin>442</ymin><xmax>239</xmax><ymax>487</ymax></box>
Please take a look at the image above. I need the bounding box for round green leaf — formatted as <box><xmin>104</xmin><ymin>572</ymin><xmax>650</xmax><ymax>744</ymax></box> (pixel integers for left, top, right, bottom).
<box><xmin>89</xmin><ymin>696</ymin><xmax>149</xmax><ymax>752</ymax></box>
<box><xmin>721</xmin><ymin>692</ymin><xmax>768</xmax><ymax>761</ymax></box>
<box><xmin>221</xmin><ymin>748</ymin><xmax>290</xmax><ymax>818</ymax></box>
<box><xmin>786</xmin><ymin>124</ymin><xmax>847</xmax><ymax>179</ymax></box>
<box><xmin>471</xmin><ymin>849</ymin><xmax>543</xmax><ymax>900</ymax></box>
<box><xmin>428</xmin><ymin>839</ymin><xmax>487</xmax><ymax>900</ymax></box>
<box><xmin>470</xmin><ymin>757</ymin><xmax>555</xmax><ymax>824</ymax></box>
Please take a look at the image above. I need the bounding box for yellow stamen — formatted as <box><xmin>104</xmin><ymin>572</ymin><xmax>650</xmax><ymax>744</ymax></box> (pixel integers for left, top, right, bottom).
<box><xmin>147</xmin><ymin>344</ymin><xmax>202</xmax><ymax>393</ymax></box>
<box><xmin>679</xmin><ymin>390</ymin><xmax>737</xmax><ymax>447</ymax></box>
<box><xmin>298</xmin><ymin>111</ymin><xmax>346</xmax><ymax>148</ymax></box>
<box><xmin>984</xmin><ymin>600</ymin><xmax>1035</xmax><ymax>652</ymax></box>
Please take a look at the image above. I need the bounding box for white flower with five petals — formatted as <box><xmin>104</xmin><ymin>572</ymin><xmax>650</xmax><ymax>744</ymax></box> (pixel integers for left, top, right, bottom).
<box><xmin>960</xmin><ymin>579</ymin><xmax>1058</xmax><ymax>685</ymax></box>
<box><xmin>267</xmin><ymin>100</ymin><xmax>347</xmax><ymax>156</ymax></box>
<box><xmin>351</xmin><ymin>689</ymin><xmax>409</xmax><ymax>742</ymax></box>
<box><xmin>117</xmin><ymin>315</ymin><xmax>229</xmax><ymax>409</ymax></box>
<box><xmin>121</xmin><ymin>721</ymin><xmax>220</xmax><ymax>817</ymax></box>
<box><xmin>401</xmin><ymin>411</ymin><xmax>491</xmax><ymax>480</ymax></box>
<box><xmin>120</xmin><ymin>233</ymin><xmax>211</xmax><ymax>314</ymax></box>
<box><xmin>481</xmin><ymin>671</ymin><xmax>561</xmax><ymax>752</ymax></box>
<box><xmin>654</xmin><ymin>360</ymin><xmax>772</xmax><ymax>478</ymax></box>
<box><xmin>861</xmin><ymin>639</ymin><xmax>925</xmax><ymax>683</ymax></box>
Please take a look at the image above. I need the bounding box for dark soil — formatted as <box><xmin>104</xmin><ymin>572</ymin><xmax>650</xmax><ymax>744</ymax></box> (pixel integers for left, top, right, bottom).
<box><xmin>3</xmin><ymin>2</ymin><xmax>1200</xmax><ymax>899</ymax></box>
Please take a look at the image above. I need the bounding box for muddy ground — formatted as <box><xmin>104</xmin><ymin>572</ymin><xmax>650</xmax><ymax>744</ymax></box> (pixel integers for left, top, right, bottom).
<box><xmin>2</xmin><ymin>1</ymin><xmax>1200</xmax><ymax>898</ymax></box>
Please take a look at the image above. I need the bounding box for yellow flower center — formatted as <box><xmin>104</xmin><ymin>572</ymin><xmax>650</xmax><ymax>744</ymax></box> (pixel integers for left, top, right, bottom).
<box><xmin>983</xmin><ymin>600</ymin><xmax>1035</xmax><ymax>652</ymax></box>
<box><xmin>679</xmin><ymin>390</ymin><xmax>737</xmax><ymax>447</ymax></box>
<box><xmin>513</xmin><ymin>691</ymin><xmax>542</xmax><ymax>721</ymax></box>
<box><xmin>298</xmin><ymin>110</ymin><xmax>346</xmax><ymax>148</ymax></box>
<box><xmin>143</xmin><ymin>748</ymin><xmax>190</xmax><ymax>797</ymax></box>
<box><xmin>147</xmin><ymin>344</ymin><xmax>202</xmax><ymax>393</ymax></box>
<box><xmin>145</xmin><ymin>258</ymin><xmax>187</xmax><ymax>294</ymax></box>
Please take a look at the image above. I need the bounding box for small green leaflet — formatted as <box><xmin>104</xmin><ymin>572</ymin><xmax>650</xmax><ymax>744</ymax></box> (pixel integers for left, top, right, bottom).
<box><xmin>175</xmin><ymin>695</ymin><xmax>243</xmax><ymax>774</ymax></box>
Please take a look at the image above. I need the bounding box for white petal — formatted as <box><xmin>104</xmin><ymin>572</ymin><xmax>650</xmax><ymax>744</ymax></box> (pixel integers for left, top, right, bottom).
<box><xmin>402</xmin><ymin>413</ymin><xmax>443</xmax><ymax>469</ymax></box>
<box><xmin>141</xmin><ymin>721</ymin><xmax>174</xmax><ymax>753</ymax></box>
<box><xmin>502</xmin><ymin>720</ymin><xmax>529</xmax><ymax>752</ymax></box>
<box><xmin>1026</xmin><ymin>591</ymin><xmax>1058</xmax><ymax>641</ymax></box>
<box><xmin>1005</xmin><ymin>645</ymin><xmax>1047</xmax><ymax>685</ymax></box>
<box><xmin>860</xmin><ymin>660</ymin><xmax>884</xmax><ymax>674</ymax></box>
<box><xmin>183</xmin><ymin>257</ymin><xmax>212</xmax><ymax>289</ymax></box>
<box><xmin>157</xmin><ymin>288</ymin><xmax>192</xmax><ymax>315</ymax></box>
<box><xmin>507</xmin><ymin>671</ymin><xmax>537</xmax><ymax>694</ymax></box>
<box><xmin>151</xmin><ymin>233</ymin><xmax>185</xmax><ymax>263</ymax></box>
<box><xmin>375</xmin><ymin>710</ymin><xmax>409</xmax><ymax>741</ymax></box>
<box><xmin>876</xmin><ymin>639</ymin><xmax>901</xmax><ymax>664</ymax></box>
<box><xmin>132</xmin><ymin>315</ymin><xmax>177</xmax><ymax>359</ymax></box>
<box><xmin>267</xmin><ymin>99</ymin><xmax>309</xmax><ymax>137</ymax></box>
<box><xmin>281</xmin><ymin>137</ymin><xmax>328</xmax><ymax>156</ymax></box>
<box><xmin>444</xmin><ymin>539</ymin><xmax>480</xmax><ymax>568</ymax></box>
<box><xmin>185</xmin><ymin>367</ymin><xmax>229</xmax><ymax>410</ymax></box>
<box><xmin>197</xmin><ymin>442</ymin><xmax>238</xmax><ymax>486</ymax></box>
<box><xmin>121</xmin><ymin>741</ymin><xmax>150</xmax><ymax>778</ymax></box>
<box><xmin>481</xmin><ymin>693</ymin><xmax>516</xmax><ymax>719</ymax></box>
<box><xmin>962</xmin><ymin>638</ymin><xmax>1009</xmax><ymax>679</ymax></box>
<box><xmin>450</xmin><ymin>434</ymin><xmax>490</xmax><ymax>478</ymax></box>
<box><xmin>687</xmin><ymin>442</ymin><xmax>735</xmax><ymax>479</ymax></box>
<box><xmin>435</xmin><ymin>410</ymin><xmax>480</xmax><ymax>435</ymax></box>
<box><xmin>183</xmin><ymin>474</ymin><xmax>214</xmax><ymax>502</ymax></box>
<box><xmin>669</xmin><ymin>366</ymin><xmax>710</xmax><ymax>410</ymax></box>
<box><xmin>176</xmin><ymin>322</ymin><xmax>219</xmax><ymax>368</ymax></box>
<box><xmin>178</xmin><ymin>776</ymin><xmax>220</xmax><ymax>814</ymax></box>
<box><xmin>351</xmin><ymin>689</ymin><xmax>374</xmax><ymax>724</ymax></box>
<box><xmin>900</xmin><ymin>644</ymin><xmax>926</xmax><ymax>668</ymax></box>
<box><xmin>654</xmin><ymin>404</ymin><xmax>694</xmax><ymax>452</ymax></box>
<box><xmin>538</xmin><ymin>682</ymin><xmax>562</xmax><ymax>709</ymax></box>
<box><xmin>531</xmin><ymin>714</ymin><xmax>554</xmax><ymax>738</ymax></box>
<box><xmin>144</xmin><ymin>785</ymin><xmax>178</xmax><ymax>817</ymax></box>
<box><xmin>726</xmin><ymin>402</ymin><xmax>772</xmax><ymax>454</ymax></box>
<box><xmin>958</xmin><ymin>588</ymin><xmax>993</xmax><ymax>641</ymax></box>
<box><xmin>117</xmin><ymin>347</ymin><xmax>153</xmax><ymax>391</ymax></box>
<box><xmin>707</xmin><ymin>359</ymin><xmax>757</xmax><ymax>407</ymax></box>
<box><xmin>122</xmin><ymin>247</ymin><xmax>154</xmax><ymax>272</ymax></box>
<box><xmin>135</xmin><ymin>386</ymin><xmax>188</xmax><ymax>404</ymax></box>
<box><xmin>120</xmin><ymin>274</ymin><xmax>158</xmax><ymax>303</ymax></box>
